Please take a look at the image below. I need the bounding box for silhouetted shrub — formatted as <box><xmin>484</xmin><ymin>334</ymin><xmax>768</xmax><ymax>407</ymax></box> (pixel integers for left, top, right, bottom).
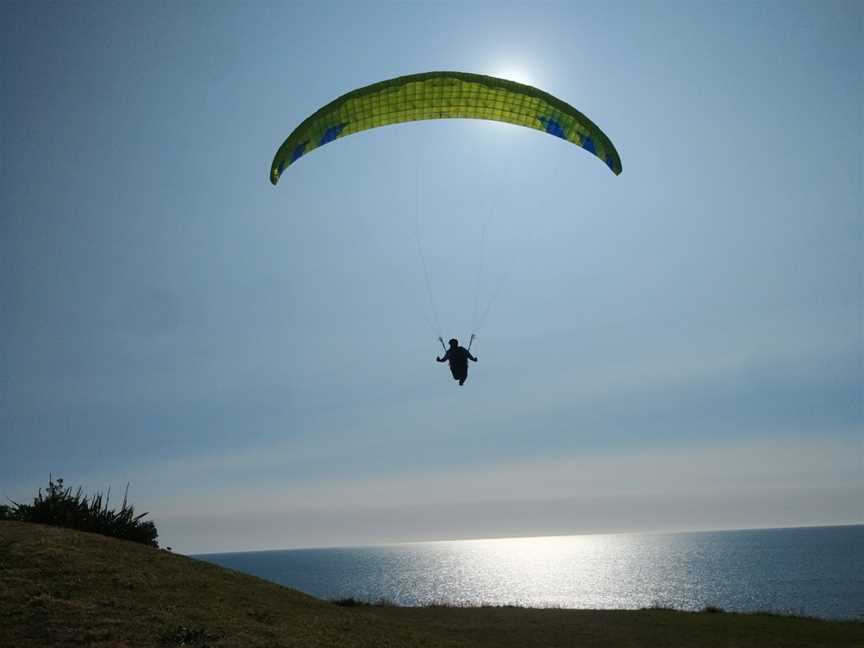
<box><xmin>331</xmin><ymin>597</ymin><xmax>399</xmax><ymax>607</ymax></box>
<box><xmin>5</xmin><ymin>475</ymin><xmax>158</xmax><ymax>547</ymax></box>
<box><xmin>331</xmin><ymin>597</ymin><xmax>373</xmax><ymax>607</ymax></box>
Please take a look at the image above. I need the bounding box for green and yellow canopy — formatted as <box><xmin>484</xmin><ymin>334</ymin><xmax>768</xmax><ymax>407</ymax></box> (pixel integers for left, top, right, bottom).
<box><xmin>271</xmin><ymin>71</ymin><xmax>622</xmax><ymax>184</ymax></box>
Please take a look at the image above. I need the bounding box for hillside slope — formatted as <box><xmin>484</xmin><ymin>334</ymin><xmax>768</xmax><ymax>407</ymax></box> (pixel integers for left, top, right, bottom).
<box><xmin>0</xmin><ymin>521</ymin><xmax>468</xmax><ymax>647</ymax></box>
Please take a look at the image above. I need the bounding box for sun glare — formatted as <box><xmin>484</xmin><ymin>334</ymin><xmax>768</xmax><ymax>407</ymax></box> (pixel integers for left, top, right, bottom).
<box><xmin>491</xmin><ymin>66</ymin><xmax>536</xmax><ymax>87</ymax></box>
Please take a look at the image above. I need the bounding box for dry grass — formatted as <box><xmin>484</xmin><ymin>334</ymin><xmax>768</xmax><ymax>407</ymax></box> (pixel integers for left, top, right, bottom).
<box><xmin>2</xmin><ymin>521</ymin><xmax>861</xmax><ymax>648</ymax></box>
<box><xmin>0</xmin><ymin>521</ymin><xmax>468</xmax><ymax>648</ymax></box>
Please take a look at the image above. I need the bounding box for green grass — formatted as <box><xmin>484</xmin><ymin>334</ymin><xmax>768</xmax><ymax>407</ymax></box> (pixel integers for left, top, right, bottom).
<box><xmin>1</xmin><ymin>521</ymin><xmax>861</xmax><ymax>648</ymax></box>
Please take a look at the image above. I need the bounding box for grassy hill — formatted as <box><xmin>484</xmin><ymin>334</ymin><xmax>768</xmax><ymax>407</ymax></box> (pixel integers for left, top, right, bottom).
<box><xmin>1</xmin><ymin>521</ymin><xmax>861</xmax><ymax>648</ymax></box>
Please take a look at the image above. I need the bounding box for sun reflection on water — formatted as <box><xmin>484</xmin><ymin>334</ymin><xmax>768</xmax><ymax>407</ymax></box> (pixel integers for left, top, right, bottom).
<box><xmin>395</xmin><ymin>533</ymin><xmax>668</xmax><ymax>608</ymax></box>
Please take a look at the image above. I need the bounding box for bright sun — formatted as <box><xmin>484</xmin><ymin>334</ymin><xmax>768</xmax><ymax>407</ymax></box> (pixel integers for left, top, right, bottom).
<box><xmin>491</xmin><ymin>67</ymin><xmax>535</xmax><ymax>86</ymax></box>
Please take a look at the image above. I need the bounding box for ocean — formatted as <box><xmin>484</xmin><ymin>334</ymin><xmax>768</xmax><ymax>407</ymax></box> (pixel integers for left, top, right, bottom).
<box><xmin>196</xmin><ymin>525</ymin><xmax>864</xmax><ymax>620</ymax></box>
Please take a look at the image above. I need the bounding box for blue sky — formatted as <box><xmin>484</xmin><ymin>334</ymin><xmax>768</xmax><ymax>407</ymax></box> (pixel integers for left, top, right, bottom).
<box><xmin>1</xmin><ymin>1</ymin><xmax>861</xmax><ymax>553</ymax></box>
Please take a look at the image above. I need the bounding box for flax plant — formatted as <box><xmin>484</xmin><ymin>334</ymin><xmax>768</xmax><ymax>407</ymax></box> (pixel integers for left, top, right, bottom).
<box><xmin>3</xmin><ymin>475</ymin><xmax>158</xmax><ymax>547</ymax></box>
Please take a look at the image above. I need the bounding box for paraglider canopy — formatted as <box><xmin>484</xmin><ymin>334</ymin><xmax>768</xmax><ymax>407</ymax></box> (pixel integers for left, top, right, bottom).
<box><xmin>270</xmin><ymin>71</ymin><xmax>622</xmax><ymax>184</ymax></box>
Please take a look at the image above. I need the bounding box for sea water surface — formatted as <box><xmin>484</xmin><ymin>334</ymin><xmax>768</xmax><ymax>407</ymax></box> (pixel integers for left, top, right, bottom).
<box><xmin>197</xmin><ymin>525</ymin><xmax>864</xmax><ymax>620</ymax></box>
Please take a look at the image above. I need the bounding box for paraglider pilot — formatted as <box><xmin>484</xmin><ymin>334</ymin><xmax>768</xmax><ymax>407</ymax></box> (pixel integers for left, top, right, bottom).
<box><xmin>437</xmin><ymin>338</ymin><xmax>478</xmax><ymax>386</ymax></box>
